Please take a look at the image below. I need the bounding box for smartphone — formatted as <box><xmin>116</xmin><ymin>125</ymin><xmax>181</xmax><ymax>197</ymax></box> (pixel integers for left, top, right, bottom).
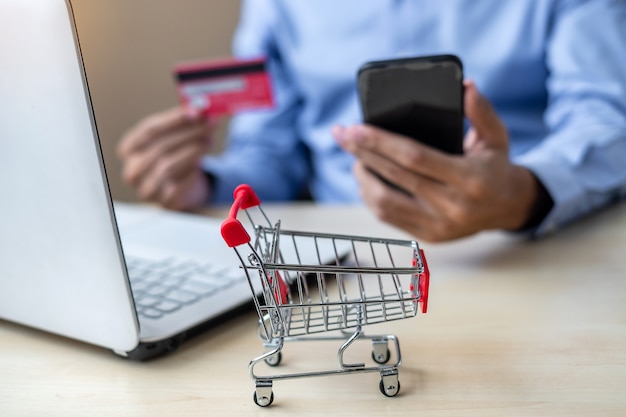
<box><xmin>357</xmin><ymin>54</ymin><xmax>464</xmax><ymax>155</ymax></box>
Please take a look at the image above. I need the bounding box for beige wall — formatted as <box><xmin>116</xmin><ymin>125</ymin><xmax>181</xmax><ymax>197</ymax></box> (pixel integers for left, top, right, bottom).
<box><xmin>71</xmin><ymin>0</ymin><xmax>241</xmax><ymax>201</ymax></box>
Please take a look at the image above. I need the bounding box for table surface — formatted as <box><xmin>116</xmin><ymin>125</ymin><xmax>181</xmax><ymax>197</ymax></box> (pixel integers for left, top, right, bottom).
<box><xmin>2</xmin><ymin>202</ymin><xmax>626</xmax><ymax>417</ymax></box>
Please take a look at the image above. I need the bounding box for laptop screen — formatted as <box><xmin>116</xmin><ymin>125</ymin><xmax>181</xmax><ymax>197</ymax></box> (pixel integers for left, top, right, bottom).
<box><xmin>0</xmin><ymin>0</ymin><xmax>140</xmax><ymax>351</ymax></box>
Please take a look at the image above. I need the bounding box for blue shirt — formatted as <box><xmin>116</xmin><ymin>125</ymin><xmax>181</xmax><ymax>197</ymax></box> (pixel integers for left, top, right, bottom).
<box><xmin>204</xmin><ymin>0</ymin><xmax>626</xmax><ymax>236</ymax></box>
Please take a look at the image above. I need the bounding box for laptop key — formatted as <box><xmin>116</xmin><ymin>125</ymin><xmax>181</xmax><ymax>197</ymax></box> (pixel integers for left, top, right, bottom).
<box><xmin>183</xmin><ymin>272</ymin><xmax>221</xmax><ymax>285</ymax></box>
<box><xmin>165</xmin><ymin>289</ymin><xmax>200</xmax><ymax>304</ymax></box>
<box><xmin>179</xmin><ymin>280</ymin><xmax>218</xmax><ymax>296</ymax></box>
<box><xmin>145</xmin><ymin>284</ymin><xmax>174</xmax><ymax>297</ymax></box>
<box><xmin>161</xmin><ymin>274</ymin><xmax>186</xmax><ymax>287</ymax></box>
<box><xmin>152</xmin><ymin>299</ymin><xmax>182</xmax><ymax>313</ymax></box>
<box><xmin>139</xmin><ymin>307</ymin><xmax>164</xmax><ymax>319</ymax></box>
<box><xmin>137</xmin><ymin>295</ymin><xmax>161</xmax><ymax>307</ymax></box>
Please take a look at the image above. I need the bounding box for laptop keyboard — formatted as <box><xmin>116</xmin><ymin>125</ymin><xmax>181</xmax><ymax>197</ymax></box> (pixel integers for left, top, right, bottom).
<box><xmin>125</xmin><ymin>256</ymin><xmax>245</xmax><ymax>320</ymax></box>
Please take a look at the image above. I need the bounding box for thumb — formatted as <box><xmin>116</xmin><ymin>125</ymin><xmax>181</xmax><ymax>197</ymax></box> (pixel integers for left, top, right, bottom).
<box><xmin>464</xmin><ymin>80</ymin><xmax>508</xmax><ymax>152</ymax></box>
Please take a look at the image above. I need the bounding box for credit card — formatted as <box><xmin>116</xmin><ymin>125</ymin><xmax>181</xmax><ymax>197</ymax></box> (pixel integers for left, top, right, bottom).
<box><xmin>174</xmin><ymin>56</ymin><xmax>274</xmax><ymax>117</ymax></box>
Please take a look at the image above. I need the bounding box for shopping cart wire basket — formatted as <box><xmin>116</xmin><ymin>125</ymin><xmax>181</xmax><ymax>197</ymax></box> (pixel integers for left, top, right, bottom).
<box><xmin>221</xmin><ymin>184</ymin><xmax>430</xmax><ymax>407</ymax></box>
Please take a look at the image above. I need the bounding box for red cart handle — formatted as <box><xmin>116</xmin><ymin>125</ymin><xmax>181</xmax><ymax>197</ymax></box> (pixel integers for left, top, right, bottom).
<box><xmin>418</xmin><ymin>249</ymin><xmax>430</xmax><ymax>314</ymax></box>
<box><xmin>221</xmin><ymin>184</ymin><xmax>261</xmax><ymax>247</ymax></box>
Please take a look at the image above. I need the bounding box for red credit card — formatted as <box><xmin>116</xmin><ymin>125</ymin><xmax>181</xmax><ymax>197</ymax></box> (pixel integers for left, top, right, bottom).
<box><xmin>174</xmin><ymin>56</ymin><xmax>274</xmax><ymax>117</ymax></box>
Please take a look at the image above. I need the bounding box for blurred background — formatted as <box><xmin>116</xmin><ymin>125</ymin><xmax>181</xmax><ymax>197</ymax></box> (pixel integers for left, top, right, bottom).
<box><xmin>71</xmin><ymin>0</ymin><xmax>241</xmax><ymax>201</ymax></box>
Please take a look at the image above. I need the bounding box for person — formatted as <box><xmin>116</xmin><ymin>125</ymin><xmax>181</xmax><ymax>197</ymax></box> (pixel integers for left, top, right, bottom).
<box><xmin>118</xmin><ymin>0</ymin><xmax>626</xmax><ymax>242</ymax></box>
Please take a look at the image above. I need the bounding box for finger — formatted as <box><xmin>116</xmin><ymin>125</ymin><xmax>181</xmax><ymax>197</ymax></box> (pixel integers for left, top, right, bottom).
<box><xmin>353</xmin><ymin>161</ymin><xmax>439</xmax><ymax>225</ymax></box>
<box><xmin>154</xmin><ymin>142</ymin><xmax>208</xmax><ymax>184</ymax></box>
<box><xmin>118</xmin><ymin>106</ymin><xmax>204</xmax><ymax>157</ymax></box>
<box><xmin>160</xmin><ymin>170</ymin><xmax>209</xmax><ymax>211</ymax></box>
<box><xmin>353</xmin><ymin>153</ymin><xmax>458</xmax><ymax>220</ymax></box>
<box><xmin>358</xmin><ymin>182</ymin><xmax>441</xmax><ymax>241</ymax></box>
<box><xmin>150</xmin><ymin>122</ymin><xmax>213</xmax><ymax>159</ymax></box>
<box><xmin>137</xmin><ymin>142</ymin><xmax>207</xmax><ymax>201</ymax></box>
<box><xmin>354</xmin><ymin>160</ymin><xmax>481</xmax><ymax>241</ymax></box>
<box><xmin>121</xmin><ymin>123</ymin><xmax>211</xmax><ymax>187</ymax></box>
<box><xmin>349</xmin><ymin>140</ymin><xmax>445</xmax><ymax>195</ymax></box>
<box><xmin>121</xmin><ymin>154</ymin><xmax>144</xmax><ymax>187</ymax></box>
<box><xmin>463</xmin><ymin>125</ymin><xmax>479</xmax><ymax>152</ymax></box>
<box><xmin>336</xmin><ymin>124</ymin><xmax>466</xmax><ymax>186</ymax></box>
<box><xmin>463</xmin><ymin>80</ymin><xmax>508</xmax><ymax>151</ymax></box>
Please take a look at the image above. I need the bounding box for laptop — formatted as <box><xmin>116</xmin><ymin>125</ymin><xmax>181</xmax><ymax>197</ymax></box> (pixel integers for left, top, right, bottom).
<box><xmin>0</xmin><ymin>0</ymin><xmax>309</xmax><ymax>360</ymax></box>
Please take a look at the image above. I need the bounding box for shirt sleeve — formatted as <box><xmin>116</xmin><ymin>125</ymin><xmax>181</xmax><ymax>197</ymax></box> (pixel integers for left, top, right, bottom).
<box><xmin>202</xmin><ymin>0</ymin><xmax>311</xmax><ymax>203</ymax></box>
<box><xmin>515</xmin><ymin>0</ymin><xmax>626</xmax><ymax>236</ymax></box>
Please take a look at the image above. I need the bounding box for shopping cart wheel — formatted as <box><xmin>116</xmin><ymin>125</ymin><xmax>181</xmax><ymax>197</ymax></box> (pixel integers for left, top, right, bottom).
<box><xmin>379</xmin><ymin>372</ymin><xmax>400</xmax><ymax>397</ymax></box>
<box><xmin>264</xmin><ymin>352</ymin><xmax>282</xmax><ymax>367</ymax></box>
<box><xmin>253</xmin><ymin>391</ymin><xmax>274</xmax><ymax>407</ymax></box>
<box><xmin>371</xmin><ymin>347</ymin><xmax>391</xmax><ymax>364</ymax></box>
<box><xmin>254</xmin><ymin>382</ymin><xmax>274</xmax><ymax>407</ymax></box>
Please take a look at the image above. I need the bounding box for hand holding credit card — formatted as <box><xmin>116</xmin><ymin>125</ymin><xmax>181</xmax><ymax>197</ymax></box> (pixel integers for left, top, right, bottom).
<box><xmin>174</xmin><ymin>56</ymin><xmax>274</xmax><ymax>117</ymax></box>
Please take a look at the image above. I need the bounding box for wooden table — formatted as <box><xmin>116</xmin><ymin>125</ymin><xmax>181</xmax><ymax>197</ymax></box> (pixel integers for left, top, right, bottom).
<box><xmin>2</xmin><ymin>202</ymin><xmax>625</xmax><ymax>416</ymax></box>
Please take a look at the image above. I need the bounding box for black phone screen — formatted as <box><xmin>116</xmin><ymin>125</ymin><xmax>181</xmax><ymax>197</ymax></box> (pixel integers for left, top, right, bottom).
<box><xmin>357</xmin><ymin>55</ymin><xmax>464</xmax><ymax>155</ymax></box>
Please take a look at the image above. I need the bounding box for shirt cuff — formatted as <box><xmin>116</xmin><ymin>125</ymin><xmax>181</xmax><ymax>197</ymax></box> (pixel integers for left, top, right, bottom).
<box><xmin>515</xmin><ymin>154</ymin><xmax>586</xmax><ymax>237</ymax></box>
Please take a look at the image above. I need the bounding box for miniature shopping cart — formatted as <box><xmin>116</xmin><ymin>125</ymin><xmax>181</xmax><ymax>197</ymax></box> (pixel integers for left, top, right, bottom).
<box><xmin>220</xmin><ymin>185</ymin><xmax>430</xmax><ymax>407</ymax></box>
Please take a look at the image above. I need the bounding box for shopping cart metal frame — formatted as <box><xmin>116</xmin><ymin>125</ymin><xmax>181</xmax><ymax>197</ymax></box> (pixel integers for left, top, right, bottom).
<box><xmin>221</xmin><ymin>185</ymin><xmax>430</xmax><ymax>407</ymax></box>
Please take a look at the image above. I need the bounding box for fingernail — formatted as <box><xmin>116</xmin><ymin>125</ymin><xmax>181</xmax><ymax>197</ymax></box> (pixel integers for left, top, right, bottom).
<box><xmin>332</xmin><ymin>125</ymin><xmax>346</xmax><ymax>142</ymax></box>
<box><xmin>346</xmin><ymin>125</ymin><xmax>364</xmax><ymax>143</ymax></box>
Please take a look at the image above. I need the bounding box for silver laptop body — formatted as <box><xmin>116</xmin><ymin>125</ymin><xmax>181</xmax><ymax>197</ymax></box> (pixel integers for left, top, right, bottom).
<box><xmin>0</xmin><ymin>0</ymin><xmax>253</xmax><ymax>359</ymax></box>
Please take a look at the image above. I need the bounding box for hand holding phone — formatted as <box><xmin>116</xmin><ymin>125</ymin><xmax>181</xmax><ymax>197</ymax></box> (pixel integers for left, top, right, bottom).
<box><xmin>357</xmin><ymin>55</ymin><xmax>464</xmax><ymax>155</ymax></box>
